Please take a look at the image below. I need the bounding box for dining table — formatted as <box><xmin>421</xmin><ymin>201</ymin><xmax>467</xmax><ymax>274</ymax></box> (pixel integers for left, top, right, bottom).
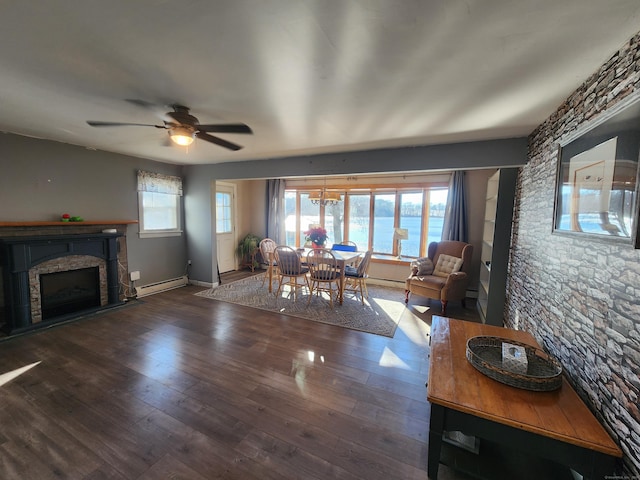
<box><xmin>267</xmin><ymin>247</ymin><xmax>363</xmax><ymax>304</ymax></box>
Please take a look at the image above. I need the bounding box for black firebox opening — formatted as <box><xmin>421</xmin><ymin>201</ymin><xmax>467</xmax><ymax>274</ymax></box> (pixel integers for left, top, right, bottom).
<box><xmin>40</xmin><ymin>267</ymin><xmax>100</xmax><ymax>320</ymax></box>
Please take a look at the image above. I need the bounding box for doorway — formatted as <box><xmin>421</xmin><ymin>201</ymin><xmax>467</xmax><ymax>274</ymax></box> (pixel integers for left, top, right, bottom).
<box><xmin>215</xmin><ymin>182</ymin><xmax>237</xmax><ymax>273</ymax></box>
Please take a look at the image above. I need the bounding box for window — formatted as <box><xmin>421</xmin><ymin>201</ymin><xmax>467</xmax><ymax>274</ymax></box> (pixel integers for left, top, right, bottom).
<box><xmin>285</xmin><ymin>183</ymin><xmax>448</xmax><ymax>258</ymax></box>
<box><xmin>216</xmin><ymin>191</ymin><xmax>232</xmax><ymax>233</ymax></box>
<box><xmin>398</xmin><ymin>192</ymin><xmax>423</xmax><ymax>258</ymax></box>
<box><xmin>325</xmin><ymin>201</ymin><xmax>345</xmax><ymax>245</ymax></box>
<box><xmin>347</xmin><ymin>193</ymin><xmax>371</xmax><ymax>248</ymax></box>
<box><xmin>373</xmin><ymin>193</ymin><xmax>396</xmax><ymax>254</ymax></box>
<box><xmin>284</xmin><ymin>190</ymin><xmax>298</xmax><ymax>246</ymax></box>
<box><xmin>299</xmin><ymin>193</ymin><xmax>320</xmax><ymax>245</ymax></box>
<box><xmin>137</xmin><ymin>170</ymin><xmax>183</xmax><ymax>238</ymax></box>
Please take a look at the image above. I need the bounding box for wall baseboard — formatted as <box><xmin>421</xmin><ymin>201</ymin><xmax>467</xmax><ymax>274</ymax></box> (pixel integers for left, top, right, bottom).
<box><xmin>367</xmin><ymin>278</ymin><xmax>405</xmax><ymax>289</ymax></box>
<box><xmin>135</xmin><ymin>275</ymin><xmax>189</xmax><ymax>297</ymax></box>
<box><xmin>189</xmin><ymin>279</ymin><xmax>214</xmax><ymax>288</ymax></box>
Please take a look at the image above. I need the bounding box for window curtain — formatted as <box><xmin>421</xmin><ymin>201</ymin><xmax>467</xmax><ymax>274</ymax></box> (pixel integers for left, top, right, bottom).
<box><xmin>266</xmin><ymin>179</ymin><xmax>286</xmax><ymax>243</ymax></box>
<box><xmin>137</xmin><ymin>170</ymin><xmax>183</xmax><ymax>195</ymax></box>
<box><xmin>441</xmin><ymin>170</ymin><xmax>468</xmax><ymax>242</ymax></box>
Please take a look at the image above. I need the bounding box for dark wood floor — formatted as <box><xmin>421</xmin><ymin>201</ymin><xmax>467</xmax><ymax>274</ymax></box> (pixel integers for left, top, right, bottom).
<box><xmin>0</xmin><ymin>278</ymin><xmax>481</xmax><ymax>479</ymax></box>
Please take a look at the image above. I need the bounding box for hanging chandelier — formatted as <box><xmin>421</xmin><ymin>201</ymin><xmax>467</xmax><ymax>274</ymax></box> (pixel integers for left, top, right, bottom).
<box><xmin>309</xmin><ymin>178</ymin><xmax>342</xmax><ymax>206</ymax></box>
<box><xmin>309</xmin><ymin>190</ymin><xmax>342</xmax><ymax>206</ymax></box>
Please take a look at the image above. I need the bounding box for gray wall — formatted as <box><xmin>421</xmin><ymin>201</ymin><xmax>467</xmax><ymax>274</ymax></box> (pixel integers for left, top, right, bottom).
<box><xmin>184</xmin><ymin>137</ymin><xmax>528</xmax><ymax>283</ymax></box>
<box><xmin>0</xmin><ymin>133</ymin><xmax>187</xmax><ymax>287</ymax></box>
<box><xmin>506</xmin><ymin>32</ymin><xmax>640</xmax><ymax>476</ymax></box>
<box><xmin>183</xmin><ymin>165</ymin><xmax>215</xmax><ymax>282</ymax></box>
<box><xmin>0</xmin><ymin>129</ymin><xmax>527</xmax><ymax>288</ymax></box>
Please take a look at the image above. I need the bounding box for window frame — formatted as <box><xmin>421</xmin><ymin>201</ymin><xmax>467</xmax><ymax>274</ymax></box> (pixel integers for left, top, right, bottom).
<box><xmin>285</xmin><ymin>183</ymin><xmax>448</xmax><ymax>259</ymax></box>
<box><xmin>137</xmin><ymin>191</ymin><xmax>183</xmax><ymax>238</ymax></box>
<box><xmin>137</xmin><ymin>170</ymin><xmax>184</xmax><ymax>239</ymax></box>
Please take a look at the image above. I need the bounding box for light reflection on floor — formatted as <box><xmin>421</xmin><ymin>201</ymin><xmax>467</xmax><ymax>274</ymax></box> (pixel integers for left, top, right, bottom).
<box><xmin>378</xmin><ymin>346</ymin><xmax>412</xmax><ymax>370</ymax></box>
<box><xmin>291</xmin><ymin>349</ymin><xmax>326</xmax><ymax>395</ymax></box>
<box><xmin>142</xmin><ymin>333</ymin><xmax>180</xmax><ymax>381</ymax></box>
<box><xmin>373</xmin><ymin>301</ymin><xmax>433</xmax><ymax>374</ymax></box>
<box><xmin>396</xmin><ymin>306</ymin><xmax>432</xmax><ymax>347</ymax></box>
<box><xmin>0</xmin><ymin>361</ymin><xmax>42</xmax><ymax>387</ymax></box>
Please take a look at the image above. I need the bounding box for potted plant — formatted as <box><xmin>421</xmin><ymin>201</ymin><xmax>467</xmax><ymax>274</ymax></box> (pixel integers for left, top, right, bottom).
<box><xmin>304</xmin><ymin>226</ymin><xmax>328</xmax><ymax>248</ymax></box>
<box><xmin>236</xmin><ymin>233</ymin><xmax>262</xmax><ymax>270</ymax></box>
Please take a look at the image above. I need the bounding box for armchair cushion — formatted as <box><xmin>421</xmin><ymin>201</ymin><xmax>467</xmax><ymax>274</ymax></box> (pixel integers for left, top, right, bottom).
<box><xmin>433</xmin><ymin>254</ymin><xmax>463</xmax><ymax>277</ymax></box>
<box><xmin>410</xmin><ymin>257</ymin><xmax>434</xmax><ymax>276</ymax></box>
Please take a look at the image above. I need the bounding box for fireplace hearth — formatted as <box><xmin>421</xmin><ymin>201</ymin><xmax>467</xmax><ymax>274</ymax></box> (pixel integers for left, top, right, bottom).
<box><xmin>0</xmin><ymin>232</ymin><xmax>124</xmax><ymax>334</ymax></box>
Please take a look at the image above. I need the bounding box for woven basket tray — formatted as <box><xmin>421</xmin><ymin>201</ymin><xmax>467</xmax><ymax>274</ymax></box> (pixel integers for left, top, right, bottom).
<box><xmin>466</xmin><ymin>336</ymin><xmax>563</xmax><ymax>391</ymax></box>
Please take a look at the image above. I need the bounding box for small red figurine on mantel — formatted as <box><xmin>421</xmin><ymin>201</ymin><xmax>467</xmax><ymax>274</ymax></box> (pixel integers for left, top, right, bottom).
<box><xmin>61</xmin><ymin>213</ymin><xmax>70</xmax><ymax>222</ymax></box>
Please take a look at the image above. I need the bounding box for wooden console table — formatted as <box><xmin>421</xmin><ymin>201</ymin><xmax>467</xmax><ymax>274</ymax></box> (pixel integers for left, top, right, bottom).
<box><xmin>427</xmin><ymin>317</ymin><xmax>622</xmax><ymax>479</ymax></box>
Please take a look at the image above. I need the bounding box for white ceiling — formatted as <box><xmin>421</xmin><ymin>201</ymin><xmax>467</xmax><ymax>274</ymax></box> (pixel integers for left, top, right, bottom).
<box><xmin>1</xmin><ymin>1</ymin><xmax>639</xmax><ymax>166</ymax></box>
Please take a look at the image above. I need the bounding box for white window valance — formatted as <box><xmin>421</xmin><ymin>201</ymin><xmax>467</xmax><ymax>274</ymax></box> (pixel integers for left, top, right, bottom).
<box><xmin>137</xmin><ymin>170</ymin><xmax>183</xmax><ymax>196</ymax></box>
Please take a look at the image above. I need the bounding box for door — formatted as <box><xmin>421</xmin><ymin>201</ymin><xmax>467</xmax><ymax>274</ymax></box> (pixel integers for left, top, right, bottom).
<box><xmin>215</xmin><ymin>182</ymin><xmax>237</xmax><ymax>273</ymax></box>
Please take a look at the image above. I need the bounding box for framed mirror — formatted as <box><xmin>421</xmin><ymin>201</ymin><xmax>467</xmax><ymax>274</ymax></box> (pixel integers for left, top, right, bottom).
<box><xmin>553</xmin><ymin>96</ymin><xmax>640</xmax><ymax>248</ymax></box>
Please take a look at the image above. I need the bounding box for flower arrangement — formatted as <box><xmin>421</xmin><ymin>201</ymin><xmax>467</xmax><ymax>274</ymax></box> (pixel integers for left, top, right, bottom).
<box><xmin>304</xmin><ymin>226</ymin><xmax>328</xmax><ymax>247</ymax></box>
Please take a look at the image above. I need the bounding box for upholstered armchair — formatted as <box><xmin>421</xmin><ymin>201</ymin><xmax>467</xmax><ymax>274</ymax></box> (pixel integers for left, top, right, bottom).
<box><xmin>404</xmin><ymin>240</ymin><xmax>473</xmax><ymax>315</ymax></box>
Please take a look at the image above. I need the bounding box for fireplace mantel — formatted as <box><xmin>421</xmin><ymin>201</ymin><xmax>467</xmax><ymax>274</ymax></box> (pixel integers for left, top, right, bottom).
<box><xmin>0</xmin><ymin>220</ymin><xmax>137</xmax><ymax>227</ymax></box>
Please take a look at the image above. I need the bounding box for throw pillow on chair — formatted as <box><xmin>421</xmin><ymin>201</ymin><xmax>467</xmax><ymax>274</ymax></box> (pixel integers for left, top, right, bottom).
<box><xmin>411</xmin><ymin>257</ymin><xmax>434</xmax><ymax>276</ymax></box>
<box><xmin>433</xmin><ymin>254</ymin><xmax>463</xmax><ymax>277</ymax></box>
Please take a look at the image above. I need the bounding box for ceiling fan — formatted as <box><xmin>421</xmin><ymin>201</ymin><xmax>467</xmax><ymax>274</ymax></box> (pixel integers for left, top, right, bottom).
<box><xmin>87</xmin><ymin>104</ymin><xmax>253</xmax><ymax>150</ymax></box>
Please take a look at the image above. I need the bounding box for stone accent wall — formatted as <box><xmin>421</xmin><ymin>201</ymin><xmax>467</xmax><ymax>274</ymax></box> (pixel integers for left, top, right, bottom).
<box><xmin>29</xmin><ymin>255</ymin><xmax>107</xmax><ymax>323</ymax></box>
<box><xmin>506</xmin><ymin>33</ymin><xmax>640</xmax><ymax>475</ymax></box>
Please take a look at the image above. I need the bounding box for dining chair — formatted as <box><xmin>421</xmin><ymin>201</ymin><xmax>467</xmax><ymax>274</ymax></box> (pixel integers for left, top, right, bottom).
<box><xmin>306</xmin><ymin>248</ymin><xmax>342</xmax><ymax>307</ymax></box>
<box><xmin>331</xmin><ymin>241</ymin><xmax>357</xmax><ymax>250</ymax></box>
<box><xmin>332</xmin><ymin>241</ymin><xmax>359</xmax><ymax>266</ymax></box>
<box><xmin>259</xmin><ymin>238</ymin><xmax>278</xmax><ymax>288</ymax></box>
<box><xmin>273</xmin><ymin>245</ymin><xmax>309</xmax><ymax>301</ymax></box>
<box><xmin>343</xmin><ymin>249</ymin><xmax>372</xmax><ymax>305</ymax></box>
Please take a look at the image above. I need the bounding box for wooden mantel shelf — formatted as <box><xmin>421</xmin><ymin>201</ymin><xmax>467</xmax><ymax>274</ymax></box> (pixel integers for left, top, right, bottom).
<box><xmin>0</xmin><ymin>220</ymin><xmax>138</xmax><ymax>226</ymax></box>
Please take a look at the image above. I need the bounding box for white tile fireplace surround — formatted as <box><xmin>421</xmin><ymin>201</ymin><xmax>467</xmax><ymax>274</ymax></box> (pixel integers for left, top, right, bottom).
<box><xmin>0</xmin><ymin>222</ymin><xmax>134</xmax><ymax>335</ymax></box>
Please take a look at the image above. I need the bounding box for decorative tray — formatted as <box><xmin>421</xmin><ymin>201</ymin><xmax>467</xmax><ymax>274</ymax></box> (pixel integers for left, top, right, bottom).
<box><xmin>466</xmin><ymin>336</ymin><xmax>563</xmax><ymax>391</ymax></box>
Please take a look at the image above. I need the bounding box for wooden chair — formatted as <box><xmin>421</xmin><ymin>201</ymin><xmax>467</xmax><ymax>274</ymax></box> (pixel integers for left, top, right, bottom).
<box><xmin>273</xmin><ymin>246</ymin><xmax>309</xmax><ymax>301</ymax></box>
<box><xmin>343</xmin><ymin>249</ymin><xmax>372</xmax><ymax>305</ymax></box>
<box><xmin>331</xmin><ymin>241</ymin><xmax>359</xmax><ymax>266</ymax></box>
<box><xmin>259</xmin><ymin>238</ymin><xmax>278</xmax><ymax>288</ymax></box>
<box><xmin>306</xmin><ymin>249</ymin><xmax>342</xmax><ymax>307</ymax></box>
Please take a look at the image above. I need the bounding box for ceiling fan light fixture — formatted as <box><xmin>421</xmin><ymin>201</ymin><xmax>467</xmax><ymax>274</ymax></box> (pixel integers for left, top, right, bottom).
<box><xmin>87</xmin><ymin>104</ymin><xmax>252</xmax><ymax>150</ymax></box>
<box><xmin>169</xmin><ymin>126</ymin><xmax>195</xmax><ymax>146</ymax></box>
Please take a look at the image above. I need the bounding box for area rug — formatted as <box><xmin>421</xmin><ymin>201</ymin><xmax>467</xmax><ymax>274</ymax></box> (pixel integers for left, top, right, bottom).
<box><xmin>194</xmin><ymin>274</ymin><xmax>406</xmax><ymax>337</ymax></box>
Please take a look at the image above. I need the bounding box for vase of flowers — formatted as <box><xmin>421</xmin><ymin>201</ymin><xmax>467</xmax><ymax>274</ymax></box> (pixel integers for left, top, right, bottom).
<box><xmin>304</xmin><ymin>226</ymin><xmax>328</xmax><ymax>249</ymax></box>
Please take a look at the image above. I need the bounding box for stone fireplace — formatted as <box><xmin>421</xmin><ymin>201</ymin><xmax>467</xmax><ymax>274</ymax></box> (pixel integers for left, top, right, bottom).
<box><xmin>33</xmin><ymin>256</ymin><xmax>106</xmax><ymax>322</ymax></box>
<box><xmin>0</xmin><ymin>222</ymin><xmax>133</xmax><ymax>334</ymax></box>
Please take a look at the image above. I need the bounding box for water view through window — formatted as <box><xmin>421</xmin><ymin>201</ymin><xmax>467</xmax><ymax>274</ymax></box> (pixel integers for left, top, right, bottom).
<box><xmin>285</xmin><ymin>187</ymin><xmax>448</xmax><ymax>257</ymax></box>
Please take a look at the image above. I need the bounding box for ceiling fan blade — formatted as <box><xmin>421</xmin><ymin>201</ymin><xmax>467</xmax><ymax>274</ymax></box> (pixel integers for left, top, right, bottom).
<box><xmin>197</xmin><ymin>123</ymin><xmax>253</xmax><ymax>134</ymax></box>
<box><xmin>125</xmin><ymin>99</ymin><xmax>176</xmax><ymax>122</ymax></box>
<box><xmin>125</xmin><ymin>99</ymin><xmax>159</xmax><ymax>109</ymax></box>
<box><xmin>87</xmin><ymin>121</ymin><xmax>166</xmax><ymax>128</ymax></box>
<box><xmin>196</xmin><ymin>131</ymin><xmax>243</xmax><ymax>151</ymax></box>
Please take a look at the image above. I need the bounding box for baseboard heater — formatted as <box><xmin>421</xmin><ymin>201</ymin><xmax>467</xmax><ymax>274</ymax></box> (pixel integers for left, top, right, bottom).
<box><xmin>135</xmin><ymin>275</ymin><xmax>189</xmax><ymax>298</ymax></box>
